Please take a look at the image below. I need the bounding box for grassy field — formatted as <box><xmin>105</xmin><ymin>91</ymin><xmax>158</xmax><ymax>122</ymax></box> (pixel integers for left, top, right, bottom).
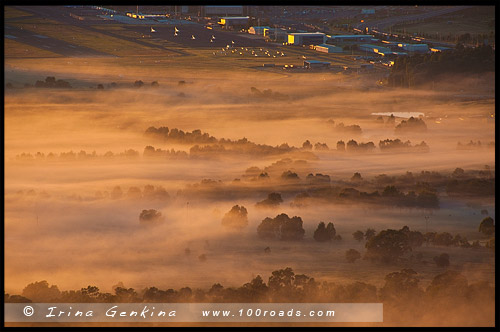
<box><xmin>4</xmin><ymin>38</ymin><xmax>62</xmax><ymax>58</ymax></box>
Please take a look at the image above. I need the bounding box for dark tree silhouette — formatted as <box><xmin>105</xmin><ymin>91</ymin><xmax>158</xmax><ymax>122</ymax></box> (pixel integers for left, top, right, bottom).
<box><xmin>256</xmin><ymin>193</ymin><xmax>283</xmax><ymax>208</ymax></box>
<box><xmin>379</xmin><ymin>269</ymin><xmax>423</xmax><ymax>304</ymax></box>
<box><xmin>313</xmin><ymin>222</ymin><xmax>336</xmax><ymax>242</ymax></box>
<box><xmin>365</xmin><ymin>229</ymin><xmax>412</xmax><ymax>263</ymax></box>
<box><xmin>336</xmin><ymin>140</ymin><xmax>345</xmax><ymax>152</ymax></box>
<box><xmin>365</xmin><ymin>228</ymin><xmax>376</xmax><ymax>241</ymax></box>
<box><xmin>302</xmin><ymin>140</ymin><xmax>313</xmax><ymax>150</ymax></box>
<box><xmin>353</xmin><ymin>230</ymin><xmax>364</xmax><ymax>242</ymax></box>
<box><xmin>351</xmin><ymin>172</ymin><xmax>363</xmax><ymax>181</ymax></box>
<box><xmin>346</xmin><ymin>249</ymin><xmax>361</xmax><ymax>263</ymax></box>
<box><xmin>22</xmin><ymin>281</ymin><xmax>61</xmax><ymax>302</ymax></box>
<box><xmin>221</xmin><ymin>205</ymin><xmax>248</xmax><ymax>229</ymax></box>
<box><xmin>257</xmin><ymin>213</ymin><xmax>305</xmax><ymax>241</ymax></box>
<box><xmin>479</xmin><ymin>217</ymin><xmax>495</xmax><ymax>236</ymax></box>
<box><xmin>139</xmin><ymin>209</ymin><xmax>164</xmax><ymax>226</ymax></box>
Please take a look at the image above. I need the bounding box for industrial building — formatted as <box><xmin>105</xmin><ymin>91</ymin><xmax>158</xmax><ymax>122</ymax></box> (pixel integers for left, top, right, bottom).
<box><xmin>264</xmin><ymin>28</ymin><xmax>288</xmax><ymax>42</ymax></box>
<box><xmin>327</xmin><ymin>35</ymin><xmax>376</xmax><ymax>45</ymax></box>
<box><xmin>304</xmin><ymin>60</ymin><xmax>330</xmax><ymax>69</ymax></box>
<box><xmin>248</xmin><ymin>26</ymin><xmax>270</xmax><ymax>35</ymax></box>
<box><xmin>315</xmin><ymin>44</ymin><xmax>343</xmax><ymax>53</ymax></box>
<box><xmin>398</xmin><ymin>43</ymin><xmax>429</xmax><ymax>53</ymax></box>
<box><xmin>288</xmin><ymin>32</ymin><xmax>326</xmax><ymax>46</ymax></box>
<box><xmin>359</xmin><ymin>44</ymin><xmax>391</xmax><ymax>55</ymax></box>
<box><xmin>218</xmin><ymin>16</ymin><xmax>249</xmax><ymax>29</ymax></box>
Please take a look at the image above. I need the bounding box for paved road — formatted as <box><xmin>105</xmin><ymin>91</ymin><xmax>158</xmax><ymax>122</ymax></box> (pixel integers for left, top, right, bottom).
<box><xmin>5</xmin><ymin>24</ymin><xmax>114</xmax><ymax>57</ymax></box>
<box><xmin>12</xmin><ymin>6</ymin><xmax>273</xmax><ymax>54</ymax></box>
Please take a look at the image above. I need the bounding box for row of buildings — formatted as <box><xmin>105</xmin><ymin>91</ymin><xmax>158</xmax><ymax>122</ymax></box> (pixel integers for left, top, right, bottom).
<box><xmin>252</xmin><ymin>29</ymin><xmax>449</xmax><ymax>57</ymax></box>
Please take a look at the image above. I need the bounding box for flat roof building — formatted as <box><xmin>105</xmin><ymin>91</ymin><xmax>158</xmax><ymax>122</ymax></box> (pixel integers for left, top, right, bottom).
<box><xmin>316</xmin><ymin>44</ymin><xmax>343</xmax><ymax>53</ymax></box>
<box><xmin>304</xmin><ymin>60</ymin><xmax>330</xmax><ymax>69</ymax></box>
<box><xmin>249</xmin><ymin>26</ymin><xmax>270</xmax><ymax>35</ymax></box>
<box><xmin>218</xmin><ymin>16</ymin><xmax>249</xmax><ymax>29</ymax></box>
<box><xmin>327</xmin><ymin>34</ymin><xmax>376</xmax><ymax>45</ymax></box>
<box><xmin>288</xmin><ymin>32</ymin><xmax>326</xmax><ymax>46</ymax></box>
<box><xmin>398</xmin><ymin>43</ymin><xmax>429</xmax><ymax>53</ymax></box>
<box><xmin>359</xmin><ymin>44</ymin><xmax>391</xmax><ymax>55</ymax></box>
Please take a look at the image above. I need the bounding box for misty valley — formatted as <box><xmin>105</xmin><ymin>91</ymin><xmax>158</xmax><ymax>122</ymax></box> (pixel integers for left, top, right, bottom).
<box><xmin>4</xmin><ymin>5</ymin><xmax>495</xmax><ymax>328</ymax></box>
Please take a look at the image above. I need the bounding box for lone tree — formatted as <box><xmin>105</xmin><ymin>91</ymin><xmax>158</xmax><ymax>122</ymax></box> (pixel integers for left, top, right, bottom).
<box><xmin>139</xmin><ymin>209</ymin><xmax>164</xmax><ymax>226</ymax></box>
<box><xmin>256</xmin><ymin>193</ymin><xmax>283</xmax><ymax>208</ymax></box>
<box><xmin>302</xmin><ymin>140</ymin><xmax>313</xmax><ymax>150</ymax></box>
<box><xmin>346</xmin><ymin>249</ymin><xmax>361</xmax><ymax>263</ymax></box>
<box><xmin>365</xmin><ymin>229</ymin><xmax>412</xmax><ymax>263</ymax></box>
<box><xmin>313</xmin><ymin>222</ymin><xmax>336</xmax><ymax>242</ymax></box>
<box><xmin>351</xmin><ymin>172</ymin><xmax>363</xmax><ymax>181</ymax></box>
<box><xmin>221</xmin><ymin>205</ymin><xmax>248</xmax><ymax>229</ymax></box>
<box><xmin>479</xmin><ymin>217</ymin><xmax>495</xmax><ymax>236</ymax></box>
<box><xmin>257</xmin><ymin>213</ymin><xmax>305</xmax><ymax>241</ymax></box>
<box><xmin>353</xmin><ymin>230</ymin><xmax>364</xmax><ymax>242</ymax></box>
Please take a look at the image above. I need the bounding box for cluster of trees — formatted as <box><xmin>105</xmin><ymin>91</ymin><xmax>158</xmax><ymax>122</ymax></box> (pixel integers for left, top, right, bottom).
<box><xmin>102</xmin><ymin>185</ymin><xmax>170</xmax><ymax>201</ymax></box>
<box><xmin>293</xmin><ymin>184</ymin><xmax>439</xmax><ymax>209</ymax></box>
<box><xmin>189</xmin><ymin>142</ymin><xmax>299</xmax><ymax>158</ymax></box>
<box><xmin>139</xmin><ymin>209</ymin><xmax>164</xmax><ymax>226</ymax></box>
<box><xmin>221</xmin><ymin>205</ymin><xmax>248</xmax><ymax>229</ymax></box>
<box><xmin>250</xmin><ymin>87</ymin><xmax>289</xmax><ymax>100</ymax></box>
<box><xmin>243</xmin><ymin>159</ymin><xmax>310</xmax><ymax>181</ymax></box>
<box><xmin>257</xmin><ymin>213</ymin><xmax>305</xmax><ymax>241</ymax></box>
<box><xmin>457</xmin><ymin>140</ymin><xmax>495</xmax><ymax>150</ymax></box>
<box><xmin>336</xmin><ymin>140</ymin><xmax>376</xmax><ymax>153</ymax></box>
<box><xmin>352</xmin><ymin>228</ymin><xmax>376</xmax><ymax>242</ymax></box>
<box><xmin>306</xmin><ymin>173</ymin><xmax>331</xmax><ymax>187</ymax></box>
<box><xmin>302</xmin><ymin>138</ymin><xmax>429</xmax><ymax>154</ymax></box>
<box><xmin>6</xmin><ymin>268</ymin><xmax>495</xmax><ymax>325</ymax></box>
<box><xmin>281</xmin><ymin>170</ymin><xmax>300</xmax><ymax>180</ymax></box>
<box><xmin>145</xmin><ymin>126</ymin><xmax>303</xmax><ymax>158</ymax></box>
<box><xmin>30</xmin><ymin>76</ymin><xmax>72</xmax><ymax>89</ymax></box>
<box><xmin>145</xmin><ymin>127</ymin><xmax>219</xmax><ymax>144</ymax></box>
<box><xmin>351</xmin><ymin>224</ymin><xmax>493</xmax><ymax>265</ymax></box>
<box><xmin>388</xmin><ymin>44</ymin><xmax>495</xmax><ymax>87</ymax></box>
<box><xmin>379</xmin><ymin>139</ymin><xmax>430</xmax><ymax>152</ymax></box>
<box><xmin>394</xmin><ymin>117</ymin><xmax>428</xmax><ymax>133</ymax></box>
<box><xmin>313</xmin><ymin>222</ymin><xmax>341</xmax><ymax>242</ymax></box>
<box><xmin>255</xmin><ymin>193</ymin><xmax>283</xmax><ymax>208</ymax></box>
<box><xmin>446</xmin><ymin>177</ymin><xmax>495</xmax><ymax>197</ymax></box>
<box><xmin>15</xmin><ymin>149</ymin><xmax>140</xmax><ymax>162</ymax></box>
<box><xmin>333</xmin><ymin>122</ymin><xmax>363</xmax><ymax>135</ymax></box>
<box><xmin>133</xmin><ymin>80</ymin><xmax>159</xmax><ymax>88</ymax></box>
<box><xmin>143</xmin><ymin>146</ymin><xmax>189</xmax><ymax>159</ymax></box>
